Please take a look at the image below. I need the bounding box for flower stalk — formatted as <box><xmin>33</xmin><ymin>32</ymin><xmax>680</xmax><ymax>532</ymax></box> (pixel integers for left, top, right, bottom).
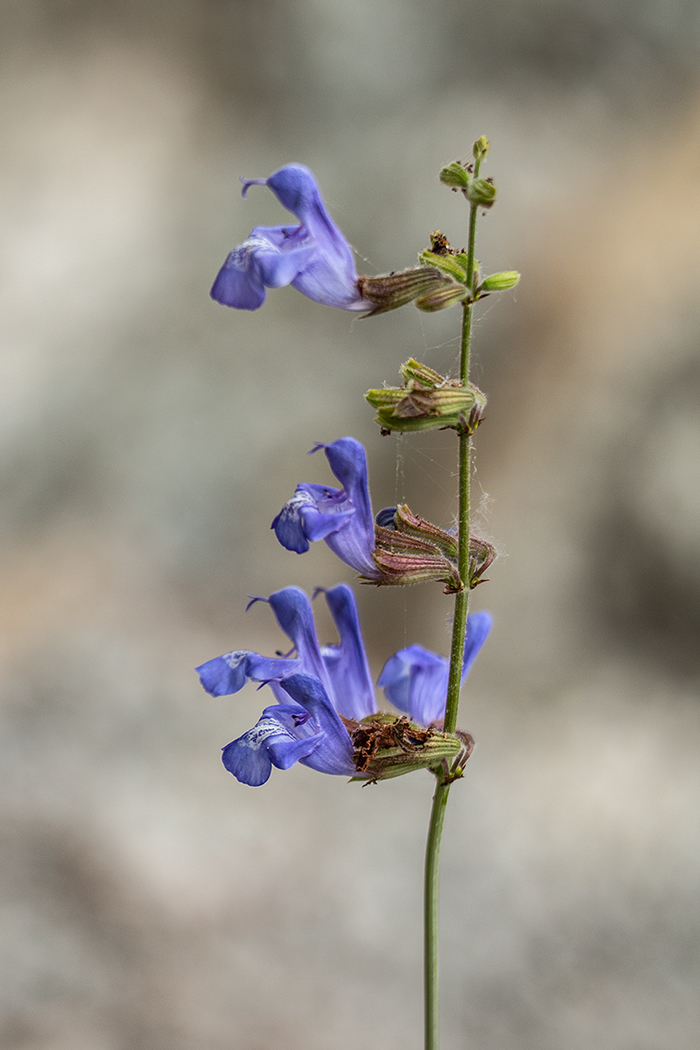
<box><xmin>423</xmin><ymin>138</ymin><xmax>486</xmax><ymax>1050</ymax></box>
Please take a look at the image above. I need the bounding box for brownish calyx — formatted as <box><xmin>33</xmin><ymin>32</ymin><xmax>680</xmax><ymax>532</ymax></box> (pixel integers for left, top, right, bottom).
<box><xmin>341</xmin><ymin>714</ymin><xmax>476</xmax><ymax>784</ymax></box>
<box><xmin>357</xmin><ymin>267</ymin><xmax>456</xmax><ymax>316</ymax></box>
<box><xmin>347</xmin><ymin>715</ymin><xmax>433</xmax><ymax>773</ymax></box>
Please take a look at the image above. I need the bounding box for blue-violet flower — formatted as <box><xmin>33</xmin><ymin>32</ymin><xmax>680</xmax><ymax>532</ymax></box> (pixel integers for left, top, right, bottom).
<box><xmin>196</xmin><ymin>585</ymin><xmax>491</xmax><ymax>786</ymax></box>
<box><xmin>211</xmin><ymin>163</ymin><xmax>367</xmax><ymax>312</ymax></box>
<box><xmin>271</xmin><ymin>437</ymin><xmax>474</xmax><ymax>591</ymax></box>
<box><xmin>271</xmin><ymin>437</ymin><xmax>378</xmax><ymax>578</ymax></box>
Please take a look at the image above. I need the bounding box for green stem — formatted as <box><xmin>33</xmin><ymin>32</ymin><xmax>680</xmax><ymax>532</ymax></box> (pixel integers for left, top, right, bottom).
<box><xmin>424</xmin><ymin>779</ymin><xmax>450</xmax><ymax>1049</ymax></box>
<box><xmin>423</xmin><ymin>155</ymin><xmax>482</xmax><ymax>1050</ymax></box>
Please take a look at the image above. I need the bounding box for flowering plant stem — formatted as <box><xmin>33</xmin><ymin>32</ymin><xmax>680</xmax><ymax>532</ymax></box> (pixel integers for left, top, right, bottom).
<box><xmin>423</xmin><ymin>156</ymin><xmax>481</xmax><ymax>1050</ymax></box>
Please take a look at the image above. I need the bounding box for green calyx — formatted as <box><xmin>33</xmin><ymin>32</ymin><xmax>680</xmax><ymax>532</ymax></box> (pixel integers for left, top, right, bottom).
<box><xmin>419</xmin><ymin>249</ymin><xmax>467</xmax><ymax>283</ymax></box>
<box><xmin>365</xmin><ymin>358</ymin><xmax>486</xmax><ymax>435</ymax></box>
<box><xmin>439</xmin><ymin>161</ymin><xmax>471</xmax><ymax>190</ymax></box>
<box><xmin>465</xmin><ymin>178</ymin><xmax>497</xmax><ymax>208</ymax></box>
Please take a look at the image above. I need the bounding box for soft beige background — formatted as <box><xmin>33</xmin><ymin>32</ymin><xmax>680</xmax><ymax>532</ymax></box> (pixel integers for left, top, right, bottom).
<box><xmin>2</xmin><ymin>2</ymin><xmax>700</xmax><ymax>1048</ymax></box>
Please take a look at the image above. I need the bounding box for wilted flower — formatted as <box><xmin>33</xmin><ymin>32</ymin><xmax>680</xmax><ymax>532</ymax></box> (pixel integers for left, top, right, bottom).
<box><xmin>196</xmin><ymin>585</ymin><xmax>491</xmax><ymax>786</ymax></box>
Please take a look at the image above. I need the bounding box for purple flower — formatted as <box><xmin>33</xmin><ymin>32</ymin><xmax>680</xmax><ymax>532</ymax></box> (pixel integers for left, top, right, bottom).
<box><xmin>196</xmin><ymin>586</ymin><xmax>491</xmax><ymax>786</ymax></box>
<box><xmin>211</xmin><ymin>164</ymin><xmax>367</xmax><ymax>312</ymax></box>
<box><xmin>197</xmin><ymin>585</ymin><xmax>374</xmax><ymax>785</ymax></box>
<box><xmin>378</xmin><ymin>611</ymin><xmax>493</xmax><ymax>727</ymax></box>
<box><xmin>271</xmin><ymin>437</ymin><xmax>378</xmax><ymax>578</ymax></box>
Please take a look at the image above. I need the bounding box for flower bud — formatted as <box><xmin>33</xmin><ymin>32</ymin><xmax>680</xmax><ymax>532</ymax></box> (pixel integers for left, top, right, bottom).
<box><xmin>375</xmin><ymin>506</ymin><xmax>398</xmax><ymax>529</ymax></box>
<box><xmin>358</xmin><ymin>267</ymin><xmax>456</xmax><ymax>316</ymax></box>
<box><xmin>465</xmin><ymin>178</ymin><xmax>497</xmax><ymax>209</ymax></box>
<box><xmin>415</xmin><ymin>283</ymin><xmax>469</xmax><ymax>312</ymax></box>
<box><xmin>439</xmin><ymin>162</ymin><xmax>471</xmax><ymax>190</ymax></box>
<box><xmin>479</xmin><ymin>271</ymin><xmax>520</xmax><ymax>292</ymax></box>
<box><xmin>400</xmin><ymin>358</ymin><xmax>446</xmax><ymax>386</ymax></box>
<box><xmin>345</xmin><ymin>713</ymin><xmax>472</xmax><ymax>781</ymax></box>
<box><xmin>473</xmin><ymin>136</ymin><xmax>489</xmax><ymax>162</ymax></box>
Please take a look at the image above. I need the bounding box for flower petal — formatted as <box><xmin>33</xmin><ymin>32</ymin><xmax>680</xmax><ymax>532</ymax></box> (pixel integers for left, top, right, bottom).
<box><xmin>221</xmin><ymin>713</ymin><xmax>322</xmax><ymax>786</ymax></box>
<box><xmin>210</xmin><ymin>245</ymin><xmax>267</xmax><ymax>310</ymax></box>
<box><xmin>210</xmin><ymin>226</ymin><xmax>318</xmax><ymax>309</ymax></box>
<box><xmin>196</xmin><ymin>650</ymin><xmax>300</xmax><ymax>697</ymax></box>
<box><xmin>277</xmin><ymin>673</ymin><xmax>356</xmax><ymax>775</ymax></box>
<box><xmin>271</xmin><ymin>486</ymin><xmax>354</xmax><ymax>554</ymax></box>
<box><xmin>321</xmin><ymin>584</ymin><xmax>376</xmax><ymax>720</ymax></box>
<box><xmin>320</xmin><ymin>439</ymin><xmax>376</xmax><ymax>575</ymax></box>
<box><xmin>378</xmin><ymin>644</ymin><xmax>448</xmax><ymax>727</ymax></box>
<box><xmin>378</xmin><ymin>612</ymin><xmax>492</xmax><ymax>726</ymax></box>
<box><xmin>265</xmin><ymin>588</ymin><xmax>331</xmax><ymax>692</ymax></box>
<box><xmin>462</xmin><ymin>611</ymin><xmax>492</xmax><ymax>676</ymax></box>
<box><xmin>196</xmin><ymin>651</ymin><xmax>249</xmax><ymax>696</ymax></box>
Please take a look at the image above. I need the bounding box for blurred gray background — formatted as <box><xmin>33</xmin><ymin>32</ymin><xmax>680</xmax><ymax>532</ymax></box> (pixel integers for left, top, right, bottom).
<box><xmin>2</xmin><ymin>1</ymin><xmax>700</xmax><ymax>1048</ymax></box>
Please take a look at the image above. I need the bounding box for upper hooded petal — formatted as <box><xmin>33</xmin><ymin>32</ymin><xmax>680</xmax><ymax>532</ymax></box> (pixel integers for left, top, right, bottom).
<box><xmin>320</xmin><ymin>585</ymin><xmax>377</xmax><ymax>720</ymax></box>
<box><xmin>264</xmin><ymin>165</ymin><xmax>356</xmax><ymax>274</ymax></box>
<box><xmin>264</xmin><ymin>587</ymin><xmax>332</xmax><ymax>693</ymax></box>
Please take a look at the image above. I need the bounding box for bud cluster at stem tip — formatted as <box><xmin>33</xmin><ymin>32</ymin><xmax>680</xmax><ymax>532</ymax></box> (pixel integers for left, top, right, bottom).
<box><xmin>439</xmin><ymin>137</ymin><xmax>497</xmax><ymax>210</ymax></box>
